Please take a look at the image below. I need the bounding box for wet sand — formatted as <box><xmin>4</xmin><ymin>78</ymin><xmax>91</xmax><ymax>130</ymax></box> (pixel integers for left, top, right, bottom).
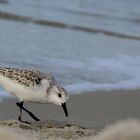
<box><xmin>0</xmin><ymin>90</ymin><xmax>140</xmax><ymax>139</ymax></box>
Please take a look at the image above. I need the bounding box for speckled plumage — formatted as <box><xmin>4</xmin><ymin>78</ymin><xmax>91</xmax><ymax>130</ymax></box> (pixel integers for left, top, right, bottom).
<box><xmin>0</xmin><ymin>67</ymin><xmax>69</xmax><ymax>121</ymax></box>
<box><xmin>0</xmin><ymin>67</ymin><xmax>56</xmax><ymax>87</ymax></box>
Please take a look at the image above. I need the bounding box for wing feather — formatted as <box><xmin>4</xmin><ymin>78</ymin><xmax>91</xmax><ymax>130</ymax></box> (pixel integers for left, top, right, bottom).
<box><xmin>0</xmin><ymin>67</ymin><xmax>56</xmax><ymax>87</ymax></box>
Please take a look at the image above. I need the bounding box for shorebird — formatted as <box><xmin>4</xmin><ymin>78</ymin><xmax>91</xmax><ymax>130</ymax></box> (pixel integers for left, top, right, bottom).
<box><xmin>0</xmin><ymin>67</ymin><xmax>69</xmax><ymax>123</ymax></box>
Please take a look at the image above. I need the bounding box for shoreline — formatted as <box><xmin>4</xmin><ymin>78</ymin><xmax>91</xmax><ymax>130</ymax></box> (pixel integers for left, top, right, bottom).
<box><xmin>0</xmin><ymin>89</ymin><xmax>140</xmax><ymax>128</ymax></box>
<box><xmin>0</xmin><ymin>89</ymin><xmax>140</xmax><ymax>139</ymax></box>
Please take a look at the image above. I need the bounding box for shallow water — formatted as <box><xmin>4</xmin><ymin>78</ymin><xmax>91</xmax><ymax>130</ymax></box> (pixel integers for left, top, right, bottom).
<box><xmin>0</xmin><ymin>0</ymin><xmax>140</xmax><ymax>97</ymax></box>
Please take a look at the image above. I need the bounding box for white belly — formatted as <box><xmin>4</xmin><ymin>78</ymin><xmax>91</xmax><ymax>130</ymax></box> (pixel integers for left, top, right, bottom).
<box><xmin>0</xmin><ymin>75</ymin><xmax>47</xmax><ymax>103</ymax></box>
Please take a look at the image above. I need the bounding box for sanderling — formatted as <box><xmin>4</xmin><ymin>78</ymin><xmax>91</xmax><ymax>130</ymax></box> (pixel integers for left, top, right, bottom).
<box><xmin>0</xmin><ymin>67</ymin><xmax>69</xmax><ymax>123</ymax></box>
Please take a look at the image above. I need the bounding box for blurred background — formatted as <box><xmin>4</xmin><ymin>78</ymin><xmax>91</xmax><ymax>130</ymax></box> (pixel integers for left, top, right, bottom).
<box><xmin>0</xmin><ymin>0</ymin><xmax>140</xmax><ymax>97</ymax></box>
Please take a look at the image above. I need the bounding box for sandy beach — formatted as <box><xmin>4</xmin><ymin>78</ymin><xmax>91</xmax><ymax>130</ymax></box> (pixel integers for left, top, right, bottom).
<box><xmin>0</xmin><ymin>0</ymin><xmax>139</xmax><ymax>139</ymax></box>
<box><xmin>0</xmin><ymin>90</ymin><xmax>140</xmax><ymax>139</ymax></box>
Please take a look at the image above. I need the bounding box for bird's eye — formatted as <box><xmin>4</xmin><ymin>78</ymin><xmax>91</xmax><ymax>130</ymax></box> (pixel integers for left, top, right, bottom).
<box><xmin>58</xmin><ymin>93</ymin><xmax>62</xmax><ymax>98</ymax></box>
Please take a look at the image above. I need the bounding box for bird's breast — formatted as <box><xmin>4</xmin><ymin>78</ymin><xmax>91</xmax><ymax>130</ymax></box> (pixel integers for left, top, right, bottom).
<box><xmin>0</xmin><ymin>75</ymin><xmax>48</xmax><ymax>103</ymax></box>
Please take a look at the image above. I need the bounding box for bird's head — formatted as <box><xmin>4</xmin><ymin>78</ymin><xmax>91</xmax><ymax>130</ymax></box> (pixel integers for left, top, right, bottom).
<box><xmin>46</xmin><ymin>85</ymin><xmax>69</xmax><ymax>117</ymax></box>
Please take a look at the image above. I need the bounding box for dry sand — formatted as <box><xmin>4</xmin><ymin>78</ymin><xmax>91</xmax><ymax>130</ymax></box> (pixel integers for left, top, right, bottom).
<box><xmin>0</xmin><ymin>119</ymin><xmax>140</xmax><ymax>140</ymax></box>
<box><xmin>0</xmin><ymin>90</ymin><xmax>140</xmax><ymax>139</ymax></box>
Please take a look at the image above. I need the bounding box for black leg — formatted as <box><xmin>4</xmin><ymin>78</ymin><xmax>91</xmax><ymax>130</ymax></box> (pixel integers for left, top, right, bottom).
<box><xmin>17</xmin><ymin>101</ymin><xmax>23</xmax><ymax>122</ymax></box>
<box><xmin>16</xmin><ymin>102</ymin><xmax>31</xmax><ymax>124</ymax></box>
<box><xmin>16</xmin><ymin>102</ymin><xmax>40</xmax><ymax>122</ymax></box>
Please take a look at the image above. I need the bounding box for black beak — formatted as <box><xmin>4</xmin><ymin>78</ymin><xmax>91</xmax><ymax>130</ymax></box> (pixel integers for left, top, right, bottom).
<box><xmin>61</xmin><ymin>102</ymin><xmax>68</xmax><ymax>117</ymax></box>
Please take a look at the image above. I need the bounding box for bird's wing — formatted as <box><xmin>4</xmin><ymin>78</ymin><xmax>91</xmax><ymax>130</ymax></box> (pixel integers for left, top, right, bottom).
<box><xmin>0</xmin><ymin>67</ymin><xmax>56</xmax><ymax>87</ymax></box>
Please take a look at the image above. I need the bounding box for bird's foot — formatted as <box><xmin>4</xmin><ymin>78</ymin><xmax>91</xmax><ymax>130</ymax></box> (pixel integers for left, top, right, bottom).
<box><xmin>18</xmin><ymin>117</ymin><xmax>31</xmax><ymax>124</ymax></box>
<box><xmin>18</xmin><ymin>120</ymin><xmax>31</xmax><ymax>124</ymax></box>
